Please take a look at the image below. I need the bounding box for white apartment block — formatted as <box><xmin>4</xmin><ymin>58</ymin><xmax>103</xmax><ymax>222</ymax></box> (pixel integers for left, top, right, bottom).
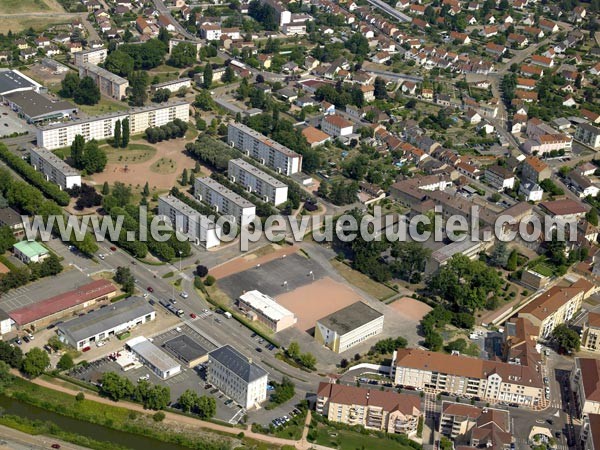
<box><xmin>158</xmin><ymin>195</ymin><xmax>221</xmax><ymax>249</ymax></box>
<box><xmin>207</xmin><ymin>345</ymin><xmax>268</xmax><ymax>409</ymax></box>
<box><xmin>575</xmin><ymin>123</ymin><xmax>600</xmax><ymax>149</ymax></box>
<box><xmin>74</xmin><ymin>48</ymin><xmax>107</xmax><ymax>66</ymax></box>
<box><xmin>228</xmin><ymin>158</ymin><xmax>288</xmax><ymax>206</ymax></box>
<box><xmin>194</xmin><ymin>177</ymin><xmax>256</xmax><ymax>227</ymax></box>
<box><xmin>238</xmin><ymin>290</ymin><xmax>297</xmax><ymax>332</ymax></box>
<box><xmin>151</xmin><ymin>78</ymin><xmax>192</xmax><ymax>94</ymax></box>
<box><xmin>227</xmin><ymin>122</ymin><xmax>302</xmax><ymax>176</ymax></box>
<box><xmin>392</xmin><ymin>348</ymin><xmax>544</xmax><ymax>407</ymax></box>
<box><xmin>36</xmin><ymin>102</ymin><xmax>190</xmax><ymax>150</ymax></box>
<box><xmin>78</xmin><ymin>63</ymin><xmax>129</xmax><ymax>100</ymax></box>
<box><xmin>29</xmin><ymin>146</ymin><xmax>81</xmax><ymax>190</ymax></box>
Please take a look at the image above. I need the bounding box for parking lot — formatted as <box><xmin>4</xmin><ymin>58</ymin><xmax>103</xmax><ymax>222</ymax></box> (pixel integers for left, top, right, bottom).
<box><xmin>0</xmin><ymin>103</ymin><xmax>35</xmax><ymax>139</ymax></box>
<box><xmin>69</xmin><ymin>324</ymin><xmax>247</xmax><ymax>424</ymax></box>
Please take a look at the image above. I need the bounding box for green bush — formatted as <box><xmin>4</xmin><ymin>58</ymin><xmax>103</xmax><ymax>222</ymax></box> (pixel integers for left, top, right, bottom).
<box><xmin>204</xmin><ymin>275</ymin><xmax>216</xmax><ymax>286</ymax></box>
<box><xmin>153</xmin><ymin>411</ymin><xmax>165</xmax><ymax>422</ymax></box>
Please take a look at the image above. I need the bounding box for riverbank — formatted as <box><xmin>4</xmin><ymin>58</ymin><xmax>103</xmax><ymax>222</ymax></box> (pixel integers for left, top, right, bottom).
<box><xmin>4</xmin><ymin>371</ymin><xmax>308</xmax><ymax>449</ymax></box>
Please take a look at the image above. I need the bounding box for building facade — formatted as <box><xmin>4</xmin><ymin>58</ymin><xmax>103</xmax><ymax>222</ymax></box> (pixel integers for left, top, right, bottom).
<box><xmin>207</xmin><ymin>345</ymin><xmax>268</xmax><ymax>409</ymax></box>
<box><xmin>575</xmin><ymin>123</ymin><xmax>600</xmax><ymax>149</ymax></box>
<box><xmin>74</xmin><ymin>48</ymin><xmax>107</xmax><ymax>66</ymax></box>
<box><xmin>78</xmin><ymin>63</ymin><xmax>129</xmax><ymax>100</ymax></box>
<box><xmin>227</xmin><ymin>122</ymin><xmax>302</xmax><ymax>175</ymax></box>
<box><xmin>36</xmin><ymin>102</ymin><xmax>189</xmax><ymax>150</ymax></box>
<box><xmin>321</xmin><ymin>114</ymin><xmax>354</xmax><ymax>137</ymax></box>
<box><xmin>485</xmin><ymin>165</ymin><xmax>515</xmax><ymax>191</ymax></box>
<box><xmin>315</xmin><ymin>302</ymin><xmax>384</xmax><ymax>353</ymax></box>
<box><xmin>582</xmin><ymin>312</ymin><xmax>600</xmax><ymax>352</ymax></box>
<box><xmin>316</xmin><ymin>382</ymin><xmax>422</xmax><ymax>435</ymax></box>
<box><xmin>151</xmin><ymin>78</ymin><xmax>192</xmax><ymax>94</ymax></box>
<box><xmin>237</xmin><ymin>290</ymin><xmax>297</xmax><ymax>332</ymax></box>
<box><xmin>157</xmin><ymin>195</ymin><xmax>221</xmax><ymax>248</ymax></box>
<box><xmin>194</xmin><ymin>177</ymin><xmax>256</xmax><ymax>227</ymax></box>
<box><xmin>29</xmin><ymin>146</ymin><xmax>81</xmax><ymax>190</ymax></box>
<box><xmin>228</xmin><ymin>158</ymin><xmax>288</xmax><ymax>206</ymax></box>
<box><xmin>571</xmin><ymin>358</ymin><xmax>600</xmax><ymax>417</ymax></box>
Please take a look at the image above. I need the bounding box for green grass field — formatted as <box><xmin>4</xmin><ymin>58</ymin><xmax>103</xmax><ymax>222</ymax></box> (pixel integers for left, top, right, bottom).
<box><xmin>311</xmin><ymin>423</ymin><xmax>417</xmax><ymax>450</ymax></box>
<box><xmin>76</xmin><ymin>97</ymin><xmax>128</xmax><ymax>116</ymax></box>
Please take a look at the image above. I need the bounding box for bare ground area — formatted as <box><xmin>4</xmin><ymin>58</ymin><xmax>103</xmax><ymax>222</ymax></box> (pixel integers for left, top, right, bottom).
<box><xmin>211</xmin><ymin>244</ymin><xmax>299</xmax><ymax>279</ymax></box>
<box><xmin>88</xmin><ymin>138</ymin><xmax>199</xmax><ymax>191</ymax></box>
<box><xmin>388</xmin><ymin>296</ymin><xmax>432</xmax><ymax>322</ymax></box>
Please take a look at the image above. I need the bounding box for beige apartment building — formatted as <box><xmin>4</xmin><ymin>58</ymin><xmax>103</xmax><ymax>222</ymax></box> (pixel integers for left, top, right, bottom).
<box><xmin>316</xmin><ymin>382</ymin><xmax>422</xmax><ymax>435</ymax></box>
<box><xmin>439</xmin><ymin>402</ymin><xmax>512</xmax><ymax>450</ymax></box>
<box><xmin>518</xmin><ymin>278</ymin><xmax>594</xmax><ymax>339</ymax></box>
<box><xmin>392</xmin><ymin>348</ymin><xmax>544</xmax><ymax>407</ymax></box>
<box><xmin>571</xmin><ymin>358</ymin><xmax>600</xmax><ymax>417</ymax></box>
<box><xmin>582</xmin><ymin>312</ymin><xmax>600</xmax><ymax>352</ymax></box>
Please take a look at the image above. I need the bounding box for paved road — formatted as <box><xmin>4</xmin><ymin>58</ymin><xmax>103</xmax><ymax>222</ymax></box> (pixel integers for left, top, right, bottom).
<box><xmin>152</xmin><ymin>0</ymin><xmax>197</xmax><ymax>40</ymax></box>
<box><xmin>0</xmin><ymin>424</ymin><xmax>89</xmax><ymax>450</ymax></box>
<box><xmin>364</xmin><ymin>0</ymin><xmax>411</xmax><ymax>22</ymax></box>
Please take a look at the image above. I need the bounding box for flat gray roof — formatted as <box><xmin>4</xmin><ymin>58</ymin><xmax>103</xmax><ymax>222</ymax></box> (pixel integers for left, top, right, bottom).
<box><xmin>30</xmin><ymin>146</ymin><xmax>80</xmax><ymax>176</ymax></box>
<box><xmin>0</xmin><ymin>70</ymin><xmax>37</xmax><ymax>95</ymax></box>
<box><xmin>57</xmin><ymin>296</ymin><xmax>154</xmax><ymax>344</ymax></box>
<box><xmin>317</xmin><ymin>301</ymin><xmax>383</xmax><ymax>335</ymax></box>
<box><xmin>0</xmin><ymin>207</ymin><xmax>23</xmax><ymax>227</ymax></box>
<box><xmin>229</xmin><ymin>122</ymin><xmax>301</xmax><ymax>158</ymax></box>
<box><xmin>163</xmin><ymin>334</ymin><xmax>208</xmax><ymax>364</ymax></box>
<box><xmin>4</xmin><ymin>91</ymin><xmax>75</xmax><ymax>121</ymax></box>
<box><xmin>209</xmin><ymin>344</ymin><xmax>267</xmax><ymax>383</ymax></box>
<box><xmin>196</xmin><ymin>177</ymin><xmax>255</xmax><ymax>209</ymax></box>
<box><xmin>158</xmin><ymin>194</ymin><xmax>217</xmax><ymax>228</ymax></box>
<box><xmin>229</xmin><ymin>159</ymin><xmax>287</xmax><ymax>188</ymax></box>
<box><xmin>80</xmin><ymin>62</ymin><xmax>128</xmax><ymax>85</ymax></box>
<box><xmin>130</xmin><ymin>338</ymin><xmax>180</xmax><ymax>373</ymax></box>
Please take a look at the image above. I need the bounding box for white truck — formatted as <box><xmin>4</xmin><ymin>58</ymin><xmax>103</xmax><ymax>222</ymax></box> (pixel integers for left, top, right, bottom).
<box><xmin>224</xmin><ymin>311</ymin><xmax>232</xmax><ymax>319</ymax></box>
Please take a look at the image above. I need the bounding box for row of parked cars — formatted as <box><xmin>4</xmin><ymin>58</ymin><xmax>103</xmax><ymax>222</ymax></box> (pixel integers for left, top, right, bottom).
<box><xmin>271</xmin><ymin>408</ymin><xmax>302</xmax><ymax>428</ymax></box>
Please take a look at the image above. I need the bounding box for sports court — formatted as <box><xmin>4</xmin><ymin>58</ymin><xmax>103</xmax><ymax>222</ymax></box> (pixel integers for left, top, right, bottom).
<box><xmin>276</xmin><ymin>277</ymin><xmax>361</xmax><ymax>332</ymax></box>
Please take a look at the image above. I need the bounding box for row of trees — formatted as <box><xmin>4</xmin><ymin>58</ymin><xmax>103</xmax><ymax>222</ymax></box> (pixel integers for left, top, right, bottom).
<box><xmin>285</xmin><ymin>341</ymin><xmax>317</xmax><ymax>371</ymax></box>
<box><xmin>177</xmin><ymin>389</ymin><xmax>216</xmax><ymax>418</ymax></box>
<box><xmin>67</xmin><ymin>183</ymin><xmax>103</xmax><ymax>211</ymax></box>
<box><xmin>99</xmin><ymin>372</ymin><xmax>170</xmax><ymax>410</ymax></box>
<box><xmin>144</xmin><ymin>119</ymin><xmax>189</xmax><ymax>143</ymax></box>
<box><xmin>60</xmin><ymin>73</ymin><xmax>101</xmax><ymax>106</ymax></box>
<box><xmin>114</xmin><ymin>266</ymin><xmax>135</xmax><ymax>296</ymax></box>
<box><xmin>112</xmin><ymin>119</ymin><xmax>130</xmax><ymax>149</ymax></box>
<box><xmin>70</xmin><ymin>136</ymin><xmax>107</xmax><ymax>174</ymax></box>
<box><xmin>0</xmin><ymin>144</ymin><xmax>70</xmax><ymax>206</ymax></box>
<box><xmin>0</xmin><ymin>341</ymin><xmax>50</xmax><ymax>378</ymax></box>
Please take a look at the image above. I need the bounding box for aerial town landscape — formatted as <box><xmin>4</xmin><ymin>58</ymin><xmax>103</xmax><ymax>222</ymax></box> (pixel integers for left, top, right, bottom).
<box><xmin>0</xmin><ymin>0</ymin><xmax>598</xmax><ymax>448</ymax></box>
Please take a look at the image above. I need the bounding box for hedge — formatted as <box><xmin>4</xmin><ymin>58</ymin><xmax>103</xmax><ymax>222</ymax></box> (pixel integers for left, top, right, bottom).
<box><xmin>0</xmin><ymin>144</ymin><xmax>71</xmax><ymax>206</ymax></box>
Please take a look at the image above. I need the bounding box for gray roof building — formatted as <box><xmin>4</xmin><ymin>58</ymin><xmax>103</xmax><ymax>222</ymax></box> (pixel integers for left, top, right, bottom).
<box><xmin>128</xmin><ymin>336</ymin><xmax>181</xmax><ymax>378</ymax></box>
<box><xmin>0</xmin><ymin>207</ymin><xmax>23</xmax><ymax>227</ymax></box>
<box><xmin>209</xmin><ymin>344</ymin><xmax>268</xmax><ymax>383</ymax></box>
<box><xmin>163</xmin><ymin>334</ymin><xmax>211</xmax><ymax>367</ymax></box>
<box><xmin>57</xmin><ymin>297</ymin><xmax>154</xmax><ymax>346</ymax></box>
<box><xmin>0</xmin><ymin>69</ymin><xmax>40</xmax><ymax>95</ymax></box>
<box><xmin>4</xmin><ymin>91</ymin><xmax>76</xmax><ymax>123</ymax></box>
<box><xmin>317</xmin><ymin>302</ymin><xmax>383</xmax><ymax>335</ymax></box>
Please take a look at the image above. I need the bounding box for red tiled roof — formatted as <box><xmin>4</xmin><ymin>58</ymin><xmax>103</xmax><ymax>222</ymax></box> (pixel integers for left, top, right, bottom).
<box><xmin>9</xmin><ymin>279</ymin><xmax>116</xmax><ymax>325</ymax></box>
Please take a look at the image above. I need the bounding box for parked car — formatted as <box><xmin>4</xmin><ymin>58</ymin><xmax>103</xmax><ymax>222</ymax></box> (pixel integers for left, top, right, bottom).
<box><xmin>180</xmin><ymin>291</ymin><xmax>189</xmax><ymax>299</ymax></box>
<box><xmin>22</xmin><ymin>336</ymin><xmax>30</xmax><ymax>343</ymax></box>
<box><xmin>256</xmin><ymin>347</ymin><xmax>263</xmax><ymax>352</ymax></box>
<box><xmin>190</xmin><ymin>313</ymin><xmax>197</xmax><ymax>319</ymax></box>
<box><xmin>147</xmin><ymin>286</ymin><xmax>154</xmax><ymax>292</ymax></box>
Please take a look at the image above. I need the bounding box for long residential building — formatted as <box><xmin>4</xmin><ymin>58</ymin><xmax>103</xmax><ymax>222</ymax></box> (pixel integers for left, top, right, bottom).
<box><xmin>392</xmin><ymin>348</ymin><xmax>544</xmax><ymax>408</ymax></box>
<box><xmin>227</xmin><ymin>122</ymin><xmax>302</xmax><ymax>176</ymax></box>
<box><xmin>571</xmin><ymin>358</ymin><xmax>600</xmax><ymax>417</ymax></box>
<box><xmin>316</xmin><ymin>382</ymin><xmax>422</xmax><ymax>435</ymax></box>
<box><xmin>29</xmin><ymin>146</ymin><xmax>81</xmax><ymax>190</ymax></box>
<box><xmin>194</xmin><ymin>177</ymin><xmax>256</xmax><ymax>227</ymax></box>
<box><xmin>518</xmin><ymin>278</ymin><xmax>594</xmax><ymax>339</ymax></box>
<box><xmin>207</xmin><ymin>345</ymin><xmax>268</xmax><ymax>409</ymax></box>
<box><xmin>157</xmin><ymin>194</ymin><xmax>221</xmax><ymax>249</ymax></box>
<box><xmin>78</xmin><ymin>62</ymin><xmax>129</xmax><ymax>100</ymax></box>
<box><xmin>228</xmin><ymin>158</ymin><xmax>288</xmax><ymax>206</ymax></box>
<box><xmin>74</xmin><ymin>48</ymin><xmax>107</xmax><ymax>66</ymax></box>
<box><xmin>36</xmin><ymin>101</ymin><xmax>189</xmax><ymax>150</ymax></box>
<box><xmin>237</xmin><ymin>290</ymin><xmax>297</xmax><ymax>332</ymax></box>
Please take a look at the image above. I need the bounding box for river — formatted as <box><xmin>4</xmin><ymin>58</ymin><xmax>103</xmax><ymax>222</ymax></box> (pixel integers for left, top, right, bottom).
<box><xmin>0</xmin><ymin>394</ymin><xmax>191</xmax><ymax>450</ymax></box>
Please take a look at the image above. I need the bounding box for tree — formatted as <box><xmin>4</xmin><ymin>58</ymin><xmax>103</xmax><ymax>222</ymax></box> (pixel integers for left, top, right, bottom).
<box><xmin>506</xmin><ymin>249</ymin><xmax>518</xmax><ymax>271</ymax></box>
<box><xmin>70</xmin><ymin>134</ymin><xmax>85</xmax><ymax>169</ymax></box>
<box><xmin>40</xmin><ymin>253</ymin><xmax>63</xmax><ymax>277</ymax></box>
<box><xmin>194</xmin><ymin>90</ymin><xmax>214</xmax><ymax>111</ymax></box>
<box><xmin>286</xmin><ymin>341</ymin><xmax>300</xmax><ymax>360</ymax></box>
<box><xmin>298</xmin><ymin>352</ymin><xmax>316</xmax><ymax>370</ymax></box>
<box><xmin>222</xmin><ymin>65</ymin><xmax>236</xmax><ymax>83</ymax></box>
<box><xmin>144</xmin><ymin>385</ymin><xmax>170</xmax><ymax>410</ymax></box>
<box><xmin>121</xmin><ymin>118</ymin><xmax>130</xmax><ymax>148</ymax></box>
<box><xmin>73</xmin><ymin>76</ymin><xmax>101</xmax><ymax>105</ymax></box>
<box><xmin>113</xmin><ymin>120</ymin><xmax>121</xmax><ymax>148</ymax></box>
<box><xmin>196</xmin><ymin>265</ymin><xmax>208</xmax><ymax>277</ymax></box>
<box><xmin>178</xmin><ymin>389</ymin><xmax>199</xmax><ymax>412</ymax></box>
<box><xmin>196</xmin><ymin>395</ymin><xmax>217</xmax><ymax>418</ymax></box>
<box><xmin>81</xmin><ymin>140</ymin><xmax>107</xmax><ymax>174</ymax></box>
<box><xmin>489</xmin><ymin>242</ymin><xmax>509</xmax><ymax>268</ymax></box>
<box><xmin>102</xmin><ymin>182</ymin><xmax>110</xmax><ymax>195</ymax></box>
<box><xmin>21</xmin><ymin>347</ymin><xmax>50</xmax><ymax>378</ymax></box>
<box><xmin>115</xmin><ymin>266</ymin><xmax>135</xmax><ymax>295</ymax></box>
<box><xmin>99</xmin><ymin>372</ymin><xmax>134</xmax><ymax>401</ymax></box>
<box><xmin>158</xmin><ymin>27</ymin><xmax>170</xmax><ymax>45</ymax></box>
<box><xmin>152</xmin><ymin>88</ymin><xmax>171</xmax><ymax>103</ymax></box>
<box><xmin>129</xmin><ymin>71</ymin><xmax>149</xmax><ymax>107</ymax></box>
<box><xmin>168</xmin><ymin>42</ymin><xmax>197</xmax><ymax>68</ymax></box>
<box><xmin>142</xmin><ymin>182</ymin><xmax>150</xmax><ymax>197</ymax></box>
<box><xmin>181</xmin><ymin>168</ymin><xmax>188</xmax><ymax>186</ymax></box>
<box><xmin>57</xmin><ymin>353</ymin><xmax>74</xmax><ymax>371</ymax></box>
<box><xmin>374</xmin><ymin>77</ymin><xmax>388</xmax><ymax>100</ymax></box>
<box><xmin>203</xmin><ymin>64</ymin><xmax>213</xmax><ymax>89</ymax></box>
<box><xmin>60</xmin><ymin>72</ymin><xmax>80</xmax><ymax>98</ymax></box>
<box><xmin>0</xmin><ymin>340</ymin><xmax>23</xmax><ymax>368</ymax></box>
<box><xmin>112</xmin><ymin>182</ymin><xmax>132</xmax><ymax>206</ymax></box>
<box><xmin>271</xmin><ymin>377</ymin><xmax>295</xmax><ymax>404</ymax></box>
<box><xmin>586</xmin><ymin>208</ymin><xmax>599</xmax><ymax>226</ymax></box>
<box><xmin>104</xmin><ymin>50</ymin><xmax>135</xmax><ymax>77</ymax></box>
<box><xmin>552</xmin><ymin>324</ymin><xmax>580</xmax><ymax>353</ymax></box>
<box><xmin>0</xmin><ymin>225</ymin><xmax>16</xmax><ymax>254</ymax></box>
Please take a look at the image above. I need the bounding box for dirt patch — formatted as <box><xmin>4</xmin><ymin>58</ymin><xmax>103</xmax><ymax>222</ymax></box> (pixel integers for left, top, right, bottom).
<box><xmin>0</xmin><ymin>262</ymin><xmax>9</xmax><ymax>274</ymax></box>
<box><xmin>276</xmin><ymin>277</ymin><xmax>361</xmax><ymax>332</ymax></box>
<box><xmin>211</xmin><ymin>244</ymin><xmax>299</xmax><ymax>279</ymax></box>
<box><xmin>0</xmin><ymin>0</ymin><xmax>64</xmax><ymax>14</ymax></box>
<box><xmin>388</xmin><ymin>297</ymin><xmax>432</xmax><ymax>322</ymax></box>
<box><xmin>89</xmin><ymin>138</ymin><xmax>198</xmax><ymax>191</ymax></box>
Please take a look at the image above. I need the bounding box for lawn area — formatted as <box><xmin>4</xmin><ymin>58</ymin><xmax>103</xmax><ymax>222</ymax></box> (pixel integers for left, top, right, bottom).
<box><xmin>102</xmin><ymin>143</ymin><xmax>157</xmax><ymax>164</ymax></box>
<box><xmin>148</xmin><ymin>65</ymin><xmax>183</xmax><ymax>83</ymax></box>
<box><xmin>311</xmin><ymin>423</ymin><xmax>417</xmax><ymax>450</ymax></box>
<box><xmin>77</xmin><ymin>97</ymin><xmax>128</xmax><ymax>116</ymax></box>
<box><xmin>150</xmin><ymin>157</ymin><xmax>178</xmax><ymax>174</ymax></box>
<box><xmin>530</xmin><ymin>262</ymin><xmax>554</xmax><ymax>277</ymax></box>
<box><xmin>330</xmin><ymin>259</ymin><xmax>397</xmax><ymax>301</ymax></box>
<box><xmin>0</xmin><ymin>0</ymin><xmax>64</xmax><ymax>14</ymax></box>
<box><xmin>0</xmin><ymin>16</ymin><xmax>71</xmax><ymax>33</ymax></box>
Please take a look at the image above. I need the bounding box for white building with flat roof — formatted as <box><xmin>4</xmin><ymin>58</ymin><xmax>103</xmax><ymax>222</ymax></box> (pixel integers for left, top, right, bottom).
<box><xmin>36</xmin><ymin>101</ymin><xmax>189</xmax><ymax>150</ymax></box>
<box><xmin>29</xmin><ymin>146</ymin><xmax>81</xmax><ymax>190</ymax></box>
<box><xmin>207</xmin><ymin>344</ymin><xmax>268</xmax><ymax>409</ymax></box>
<box><xmin>157</xmin><ymin>194</ymin><xmax>221</xmax><ymax>248</ymax></box>
<box><xmin>228</xmin><ymin>158</ymin><xmax>288</xmax><ymax>206</ymax></box>
<box><xmin>194</xmin><ymin>177</ymin><xmax>256</xmax><ymax>227</ymax></box>
<box><xmin>74</xmin><ymin>48</ymin><xmax>107</xmax><ymax>66</ymax></box>
<box><xmin>227</xmin><ymin>122</ymin><xmax>302</xmax><ymax>175</ymax></box>
<box><xmin>238</xmin><ymin>290</ymin><xmax>297</xmax><ymax>332</ymax></box>
<box><xmin>127</xmin><ymin>336</ymin><xmax>181</xmax><ymax>380</ymax></box>
<box><xmin>151</xmin><ymin>78</ymin><xmax>192</xmax><ymax>94</ymax></box>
